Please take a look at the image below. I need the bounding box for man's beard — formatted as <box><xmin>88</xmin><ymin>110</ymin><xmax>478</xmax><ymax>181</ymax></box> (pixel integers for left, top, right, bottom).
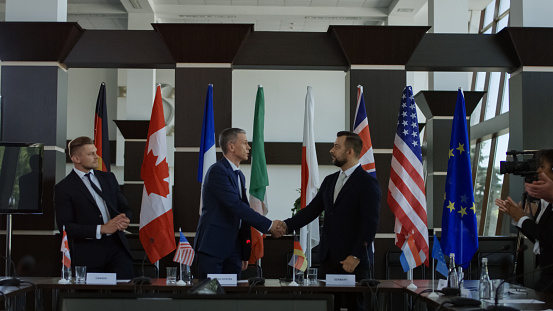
<box><xmin>332</xmin><ymin>156</ymin><xmax>346</xmax><ymax>168</ymax></box>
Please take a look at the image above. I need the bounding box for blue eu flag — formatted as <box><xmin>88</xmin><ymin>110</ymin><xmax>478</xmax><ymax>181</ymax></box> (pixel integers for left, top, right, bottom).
<box><xmin>441</xmin><ymin>89</ymin><xmax>478</xmax><ymax>268</ymax></box>
<box><xmin>432</xmin><ymin>235</ymin><xmax>448</xmax><ymax>277</ymax></box>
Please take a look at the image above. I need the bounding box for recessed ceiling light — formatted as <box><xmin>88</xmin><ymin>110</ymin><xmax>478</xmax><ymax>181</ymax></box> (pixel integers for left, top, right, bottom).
<box><xmin>305</xmin><ymin>16</ymin><xmax>361</xmax><ymax>20</ymax></box>
<box><xmin>179</xmin><ymin>15</ymin><xmax>237</xmax><ymax>19</ymax></box>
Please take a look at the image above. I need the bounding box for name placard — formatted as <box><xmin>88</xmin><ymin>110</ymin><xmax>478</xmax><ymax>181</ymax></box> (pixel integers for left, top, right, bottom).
<box><xmin>325</xmin><ymin>274</ymin><xmax>355</xmax><ymax>286</ymax></box>
<box><xmin>86</xmin><ymin>273</ymin><xmax>117</xmax><ymax>285</ymax></box>
<box><xmin>207</xmin><ymin>274</ymin><xmax>237</xmax><ymax>286</ymax></box>
<box><xmin>437</xmin><ymin>279</ymin><xmax>447</xmax><ymax>290</ymax></box>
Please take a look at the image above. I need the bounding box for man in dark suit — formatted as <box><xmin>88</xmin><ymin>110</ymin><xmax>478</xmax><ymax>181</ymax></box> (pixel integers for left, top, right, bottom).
<box><xmin>282</xmin><ymin>131</ymin><xmax>381</xmax><ymax>311</ymax></box>
<box><xmin>496</xmin><ymin>149</ymin><xmax>553</xmax><ymax>292</ymax></box>
<box><xmin>194</xmin><ymin>128</ymin><xmax>284</xmax><ymax>279</ymax></box>
<box><xmin>55</xmin><ymin>136</ymin><xmax>133</xmax><ymax>279</ymax></box>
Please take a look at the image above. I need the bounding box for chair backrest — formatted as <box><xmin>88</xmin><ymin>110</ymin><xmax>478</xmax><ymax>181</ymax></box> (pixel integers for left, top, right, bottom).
<box><xmin>241</xmin><ymin>264</ymin><xmax>262</xmax><ymax>279</ymax></box>
<box><xmin>385</xmin><ymin>251</ymin><xmax>425</xmax><ymax>280</ymax></box>
<box><xmin>132</xmin><ymin>261</ymin><xmax>159</xmax><ymax>278</ymax></box>
<box><xmin>477</xmin><ymin>252</ymin><xmax>514</xmax><ymax>280</ymax></box>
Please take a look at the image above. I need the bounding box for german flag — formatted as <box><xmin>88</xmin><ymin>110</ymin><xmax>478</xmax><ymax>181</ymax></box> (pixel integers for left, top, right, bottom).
<box><xmin>94</xmin><ymin>83</ymin><xmax>110</xmax><ymax>171</ymax></box>
<box><xmin>288</xmin><ymin>235</ymin><xmax>308</xmax><ymax>272</ymax></box>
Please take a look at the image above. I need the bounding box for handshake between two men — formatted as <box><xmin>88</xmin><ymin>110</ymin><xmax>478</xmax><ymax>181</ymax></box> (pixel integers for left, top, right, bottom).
<box><xmin>269</xmin><ymin>220</ymin><xmax>288</xmax><ymax>238</ymax></box>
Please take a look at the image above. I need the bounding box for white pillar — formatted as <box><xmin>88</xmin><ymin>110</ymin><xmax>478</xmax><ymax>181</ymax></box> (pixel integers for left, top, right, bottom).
<box><xmin>5</xmin><ymin>0</ymin><xmax>67</xmax><ymax>21</ymax></box>
<box><xmin>510</xmin><ymin>0</ymin><xmax>553</xmax><ymax>27</ymax></box>
<box><xmin>116</xmin><ymin>12</ymin><xmax>157</xmax><ymax>166</ymax></box>
<box><xmin>427</xmin><ymin>0</ymin><xmax>470</xmax><ymax>91</ymax></box>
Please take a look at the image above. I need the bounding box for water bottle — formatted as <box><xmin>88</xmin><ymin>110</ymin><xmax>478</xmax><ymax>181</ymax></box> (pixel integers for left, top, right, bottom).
<box><xmin>447</xmin><ymin>253</ymin><xmax>459</xmax><ymax>288</ymax></box>
<box><xmin>479</xmin><ymin>257</ymin><xmax>492</xmax><ymax>300</ymax></box>
<box><xmin>457</xmin><ymin>266</ymin><xmax>464</xmax><ymax>289</ymax></box>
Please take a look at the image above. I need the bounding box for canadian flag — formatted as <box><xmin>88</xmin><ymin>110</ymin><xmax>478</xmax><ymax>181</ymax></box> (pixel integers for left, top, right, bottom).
<box><xmin>139</xmin><ymin>85</ymin><xmax>176</xmax><ymax>263</ymax></box>
<box><xmin>60</xmin><ymin>228</ymin><xmax>71</xmax><ymax>268</ymax></box>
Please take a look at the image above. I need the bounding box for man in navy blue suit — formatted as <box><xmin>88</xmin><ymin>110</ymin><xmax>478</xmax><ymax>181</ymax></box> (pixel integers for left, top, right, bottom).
<box><xmin>282</xmin><ymin>131</ymin><xmax>381</xmax><ymax>311</ymax></box>
<box><xmin>55</xmin><ymin>136</ymin><xmax>134</xmax><ymax>279</ymax></box>
<box><xmin>194</xmin><ymin>128</ymin><xmax>285</xmax><ymax>279</ymax></box>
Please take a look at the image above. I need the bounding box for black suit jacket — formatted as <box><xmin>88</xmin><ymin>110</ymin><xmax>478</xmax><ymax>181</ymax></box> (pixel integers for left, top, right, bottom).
<box><xmin>285</xmin><ymin>165</ymin><xmax>381</xmax><ymax>266</ymax></box>
<box><xmin>520</xmin><ymin>203</ymin><xmax>553</xmax><ymax>274</ymax></box>
<box><xmin>194</xmin><ymin>158</ymin><xmax>272</xmax><ymax>264</ymax></box>
<box><xmin>55</xmin><ymin>169</ymin><xmax>132</xmax><ymax>267</ymax></box>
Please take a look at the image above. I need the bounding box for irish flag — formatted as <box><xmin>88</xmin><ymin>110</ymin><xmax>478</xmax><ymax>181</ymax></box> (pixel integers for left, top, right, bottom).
<box><xmin>139</xmin><ymin>85</ymin><xmax>176</xmax><ymax>263</ymax></box>
<box><xmin>248</xmin><ymin>85</ymin><xmax>269</xmax><ymax>264</ymax></box>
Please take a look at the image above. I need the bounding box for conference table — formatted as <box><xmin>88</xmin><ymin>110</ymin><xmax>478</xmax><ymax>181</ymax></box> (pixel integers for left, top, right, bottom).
<box><xmin>3</xmin><ymin>277</ymin><xmax>553</xmax><ymax>311</ymax></box>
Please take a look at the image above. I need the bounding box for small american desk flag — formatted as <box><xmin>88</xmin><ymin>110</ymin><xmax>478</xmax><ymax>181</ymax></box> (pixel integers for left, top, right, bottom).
<box><xmin>173</xmin><ymin>230</ymin><xmax>194</xmax><ymax>266</ymax></box>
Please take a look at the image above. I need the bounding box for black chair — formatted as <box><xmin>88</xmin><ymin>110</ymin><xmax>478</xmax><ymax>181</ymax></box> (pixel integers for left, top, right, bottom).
<box><xmin>240</xmin><ymin>263</ymin><xmax>262</xmax><ymax>279</ymax></box>
<box><xmin>385</xmin><ymin>251</ymin><xmax>425</xmax><ymax>280</ymax></box>
<box><xmin>132</xmin><ymin>260</ymin><xmax>159</xmax><ymax>279</ymax></box>
<box><xmin>477</xmin><ymin>252</ymin><xmax>514</xmax><ymax>280</ymax></box>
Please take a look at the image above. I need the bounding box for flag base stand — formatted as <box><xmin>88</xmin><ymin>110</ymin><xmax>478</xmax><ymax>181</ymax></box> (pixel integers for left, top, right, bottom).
<box><xmin>288</xmin><ymin>281</ymin><xmax>299</xmax><ymax>286</ymax></box>
<box><xmin>58</xmin><ymin>279</ymin><xmax>70</xmax><ymax>284</ymax></box>
<box><xmin>427</xmin><ymin>291</ymin><xmax>439</xmax><ymax>299</ymax></box>
<box><xmin>407</xmin><ymin>282</ymin><xmax>417</xmax><ymax>290</ymax></box>
<box><xmin>177</xmin><ymin>280</ymin><xmax>186</xmax><ymax>286</ymax></box>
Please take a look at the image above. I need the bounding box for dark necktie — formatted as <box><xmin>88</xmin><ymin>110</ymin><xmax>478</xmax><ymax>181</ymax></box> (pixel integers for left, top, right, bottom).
<box><xmin>235</xmin><ymin>170</ymin><xmax>248</xmax><ymax>203</ymax></box>
<box><xmin>85</xmin><ymin>172</ymin><xmax>113</xmax><ymax>218</ymax></box>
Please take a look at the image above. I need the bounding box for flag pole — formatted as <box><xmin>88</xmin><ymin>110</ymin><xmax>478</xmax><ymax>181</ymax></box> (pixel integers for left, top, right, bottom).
<box><xmin>407</xmin><ymin>268</ymin><xmax>417</xmax><ymax>290</ymax></box>
<box><xmin>58</xmin><ymin>226</ymin><xmax>70</xmax><ymax>284</ymax></box>
<box><xmin>176</xmin><ymin>228</ymin><xmax>187</xmax><ymax>286</ymax></box>
<box><xmin>427</xmin><ymin>258</ymin><xmax>439</xmax><ymax>299</ymax></box>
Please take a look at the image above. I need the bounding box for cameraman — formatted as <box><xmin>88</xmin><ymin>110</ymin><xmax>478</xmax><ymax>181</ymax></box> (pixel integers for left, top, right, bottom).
<box><xmin>496</xmin><ymin>149</ymin><xmax>553</xmax><ymax>292</ymax></box>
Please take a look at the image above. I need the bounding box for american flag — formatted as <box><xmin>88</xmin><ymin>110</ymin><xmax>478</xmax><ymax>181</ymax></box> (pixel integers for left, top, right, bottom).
<box><xmin>353</xmin><ymin>85</ymin><xmax>376</xmax><ymax>177</ymax></box>
<box><xmin>387</xmin><ymin>86</ymin><xmax>429</xmax><ymax>267</ymax></box>
<box><xmin>61</xmin><ymin>229</ymin><xmax>71</xmax><ymax>268</ymax></box>
<box><xmin>173</xmin><ymin>230</ymin><xmax>195</xmax><ymax>266</ymax></box>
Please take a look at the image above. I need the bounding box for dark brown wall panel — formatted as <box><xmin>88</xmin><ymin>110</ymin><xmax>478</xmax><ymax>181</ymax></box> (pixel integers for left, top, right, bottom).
<box><xmin>175</xmin><ymin>68</ymin><xmax>232</xmax><ymax>147</ymax></box>
<box><xmin>233</xmin><ymin>32</ymin><xmax>348</xmax><ymax>70</ymax></box>
<box><xmin>173</xmin><ymin>152</ymin><xmax>207</xmax><ymax>232</ymax></box>
<box><xmin>1</xmin><ymin>66</ymin><xmax>67</xmax><ymax>146</ymax></box>
<box><xmin>349</xmin><ymin>69</ymin><xmax>406</xmax><ymax>150</ymax></box>
<box><xmin>65</xmin><ymin>30</ymin><xmax>175</xmax><ymax>69</ymax></box>
<box><xmin>122</xmin><ymin>183</ymin><xmax>144</xmax><ymax>225</ymax></box>
<box><xmin>0</xmin><ymin>22</ymin><xmax>83</xmax><ymax>62</ymax></box>
<box><xmin>124</xmin><ymin>141</ymin><xmax>146</xmax><ymax>182</ymax></box>
<box><xmin>373</xmin><ymin>153</ymin><xmax>394</xmax><ymax>233</ymax></box>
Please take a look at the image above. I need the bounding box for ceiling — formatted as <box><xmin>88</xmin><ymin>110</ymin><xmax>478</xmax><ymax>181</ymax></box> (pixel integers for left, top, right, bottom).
<box><xmin>1</xmin><ymin>0</ymin><xmax>492</xmax><ymax>31</ymax></box>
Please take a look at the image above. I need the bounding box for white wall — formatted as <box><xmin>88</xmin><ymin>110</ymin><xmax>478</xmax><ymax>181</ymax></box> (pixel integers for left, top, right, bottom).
<box><xmin>65</xmin><ymin>68</ymin><xmax>176</xmax><ymax>183</ymax></box>
<box><xmin>232</xmin><ymin>70</ymin><xmax>346</xmax><ymax>142</ymax></box>
<box><xmin>232</xmin><ymin>69</ymin><xmax>347</xmax><ymax>221</ymax></box>
<box><xmin>67</xmin><ymin>68</ymin><xmax>119</xmax><ymax>140</ymax></box>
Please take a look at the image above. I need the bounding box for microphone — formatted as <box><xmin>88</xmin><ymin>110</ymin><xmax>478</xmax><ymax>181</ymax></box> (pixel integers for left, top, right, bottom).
<box><xmin>132</xmin><ymin>254</ymin><xmax>152</xmax><ymax>285</ymax></box>
<box><xmin>359</xmin><ymin>242</ymin><xmax>379</xmax><ymax>287</ymax></box>
<box><xmin>0</xmin><ymin>256</ymin><xmax>21</xmax><ymax>287</ymax></box>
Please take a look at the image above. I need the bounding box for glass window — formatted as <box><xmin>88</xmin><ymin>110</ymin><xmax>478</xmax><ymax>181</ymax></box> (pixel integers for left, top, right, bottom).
<box><xmin>483</xmin><ymin>133</ymin><xmax>509</xmax><ymax>235</ymax></box>
<box><xmin>471</xmin><ymin>100</ymin><xmax>482</xmax><ymax>126</ymax></box>
<box><xmin>497</xmin><ymin>14</ymin><xmax>509</xmax><ymax>32</ymax></box>
<box><xmin>473</xmin><ymin>138</ymin><xmax>492</xmax><ymax>228</ymax></box>
<box><xmin>471</xmin><ymin>72</ymin><xmax>486</xmax><ymax>126</ymax></box>
<box><xmin>484</xmin><ymin>72</ymin><xmax>501</xmax><ymax>121</ymax></box>
<box><xmin>501</xmin><ymin>73</ymin><xmax>510</xmax><ymax>114</ymax></box>
<box><xmin>475</xmin><ymin>72</ymin><xmax>486</xmax><ymax>91</ymax></box>
<box><xmin>483</xmin><ymin>1</ymin><xmax>496</xmax><ymax>29</ymax></box>
<box><xmin>498</xmin><ymin>0</ymin><xmax>509</xmax><ymax>16</ymax></box>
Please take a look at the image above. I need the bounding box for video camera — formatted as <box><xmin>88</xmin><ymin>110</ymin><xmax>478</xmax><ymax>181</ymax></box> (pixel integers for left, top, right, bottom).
<box><xmin>499</xmin><ymin>150</ymin><xmax>538</xmax><ymax>183</ymax></box>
